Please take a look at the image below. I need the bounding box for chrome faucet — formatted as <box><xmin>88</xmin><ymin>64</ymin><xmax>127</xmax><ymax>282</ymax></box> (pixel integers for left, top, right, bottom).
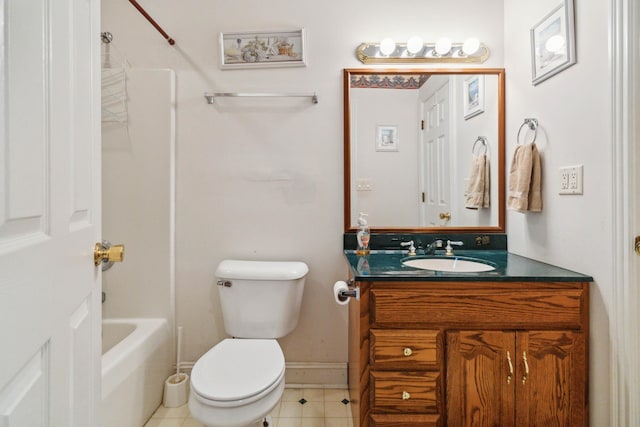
<box><xmin>445</xmin><ymin>240</ymin><xmax>464</xmax><ymax>256</ymax></box>
<box><xmin>423</xmin><ymin>239</ymin><xmax>444</xmax><ymax>255</ymax></box>
<box><xmin>400</xmin><ymin>240</ymin><xmax>416</xmax><ymax>256</ymax></box>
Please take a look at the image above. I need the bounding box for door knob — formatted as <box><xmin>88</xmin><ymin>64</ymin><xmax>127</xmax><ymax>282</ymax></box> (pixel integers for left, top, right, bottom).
<box><xmin>439</xmin><ymin>212</ymin><xmax>451</xmax><ymax>220</ymax></box>
<box><xmin>94</xmin><ymin>240</ymin><xmax>125</xmax><ymax>270</ymax></box>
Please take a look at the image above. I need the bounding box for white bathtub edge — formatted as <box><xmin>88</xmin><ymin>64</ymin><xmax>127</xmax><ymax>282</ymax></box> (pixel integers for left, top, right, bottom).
<box><xmin>101</xmin><ymin>318</ymin><xmax>170</xmax><ymax>399</ymax></box>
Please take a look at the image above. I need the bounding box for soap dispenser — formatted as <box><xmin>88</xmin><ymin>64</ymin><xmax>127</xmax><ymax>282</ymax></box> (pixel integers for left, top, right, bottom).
<box><xmin>356</xmin><ymin>212</ymin><xmax>370</xmax><ymax>255</ymax></box>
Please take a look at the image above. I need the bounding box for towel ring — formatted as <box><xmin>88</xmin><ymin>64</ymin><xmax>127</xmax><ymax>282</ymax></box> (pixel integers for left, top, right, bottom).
<box><xmin>472</xmin><ymin>136</ymin><xmax>488</xmax><ymax>155</ymax></box>
<box><xmin>517</xmin><ymin>118</ymin><xmax>538</xmax><ymax>145</ymax></box>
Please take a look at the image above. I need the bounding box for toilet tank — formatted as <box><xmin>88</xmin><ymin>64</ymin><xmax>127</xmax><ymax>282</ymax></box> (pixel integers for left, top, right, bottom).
<box><xmin>215</xmin><ymin>260</ymin><xmax>308</xmax><ymax>339</ymax></box>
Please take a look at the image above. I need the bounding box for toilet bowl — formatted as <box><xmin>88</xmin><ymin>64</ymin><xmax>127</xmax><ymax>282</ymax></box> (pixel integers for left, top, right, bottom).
<box><xmin>189</xmin><ymin>339</ymin><xmax>285</xmax><ymax>427</ymax></box>
<box><xmin>188</xmin><ymin>260</ymin><xmax>308</xmax><ymax>427</ymax></box>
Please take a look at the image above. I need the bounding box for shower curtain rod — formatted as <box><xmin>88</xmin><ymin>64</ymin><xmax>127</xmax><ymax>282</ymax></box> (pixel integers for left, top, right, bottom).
<box><xmin>128</xmin><ymin>0</ymin><xmax>175</xmax><ymax>45</ymax></box>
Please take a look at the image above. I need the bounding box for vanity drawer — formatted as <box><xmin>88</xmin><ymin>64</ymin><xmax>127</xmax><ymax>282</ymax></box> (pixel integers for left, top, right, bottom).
<box><xmin>371</xmin><ymin>288</ymin><xmax>585</xmax><ymax>329</ymax></box>
<box><xmin>370</xmin><ymin>414</ymin><xmax>441</xmax><ymax>427</ymax></box>
<box><xmin>370</xmin><ymin>329</ymin><xmax>442</xmax><ymax>370</ymax></box>
<box><xmin>370</xmin><ymin>371</ymin><xmax>441</xmax><ymax>414</ymax></box>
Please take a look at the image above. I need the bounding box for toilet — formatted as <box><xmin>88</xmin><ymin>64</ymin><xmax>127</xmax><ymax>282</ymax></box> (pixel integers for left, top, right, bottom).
<box><xmin>188</xmin><ymin>259</ymin><xmax>309</xmax><ymax>427</ymax></box>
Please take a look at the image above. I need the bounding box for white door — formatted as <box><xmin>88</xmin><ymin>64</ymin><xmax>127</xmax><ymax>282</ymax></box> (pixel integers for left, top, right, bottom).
<box><xmin>0</xmin><ymin>1</ymin><xmax>101</xmax><ymax>426</ymax></box>
<box><xmin>421</xmin><ymin>80</ymin><xmax>452</xmax><ymax>226</ymax></box>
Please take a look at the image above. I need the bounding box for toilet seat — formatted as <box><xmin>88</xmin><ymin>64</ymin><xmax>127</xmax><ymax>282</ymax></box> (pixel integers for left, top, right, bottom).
<box><xmin>190</xmin><ymin>339</ymin><xmax>285</xmax><ymax>406</ymax></box>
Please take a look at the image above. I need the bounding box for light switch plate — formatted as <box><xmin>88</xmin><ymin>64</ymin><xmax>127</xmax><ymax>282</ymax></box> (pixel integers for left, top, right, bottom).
<box><xmin>356</xmin><ymin>178</ymin><xmax>372</xmax><ymax>191</ymax></box>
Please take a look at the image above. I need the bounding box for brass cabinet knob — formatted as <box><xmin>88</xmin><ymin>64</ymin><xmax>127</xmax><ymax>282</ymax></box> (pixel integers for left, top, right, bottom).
<box><xmin>402</xmin><ymin>391</ymin><xmax>411</xmax><ymax>400</ymax></box>
<box><xmin>403</xmin><ymin>347</ymin><xmax>413</xmax><ymax>356</ymax></box>
<box><xmin>94</xmin><ymin>240</ymin><xmax>125</xmax><ymax>270</ymax></box>
<box><xmin>439</xmin><ymin>212</ymin><xmax>451</xmax><ymax>220</ymax></box>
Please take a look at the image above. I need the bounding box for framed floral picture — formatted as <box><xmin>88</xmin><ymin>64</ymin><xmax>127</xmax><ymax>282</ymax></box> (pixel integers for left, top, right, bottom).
<box><xmin>219</xmin><ymin>29</ymin><xmax>307</xmax><ymax>69</ymax></box>
<box><xmin>463</xmin><ymin>75</ymin><xmax>484</xmax><ymax>119</ymax></box>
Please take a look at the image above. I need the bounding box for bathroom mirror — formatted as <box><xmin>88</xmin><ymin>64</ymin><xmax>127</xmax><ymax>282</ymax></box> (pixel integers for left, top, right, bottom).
<box><xmin>344</xmin><ymin>68</ymin><xmax>505</xmax><ymax>233</ymax></box>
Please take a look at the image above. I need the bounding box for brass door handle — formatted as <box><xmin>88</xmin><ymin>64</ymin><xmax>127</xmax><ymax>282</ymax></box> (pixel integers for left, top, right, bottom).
<box><xmin>94</xmin><ymin>240</ymin><xmax>125</xmax><ymax>270</ymax></box>
<box><xmin>439</xmin><ymin>212</ymin><xmax>451</xmax><ymax>220</ymax></box>
<box><xmin>506</xmin><ymin>351</ymin><xmax>514</xmax><ymax>384</ymax></box>
<box><xmin>635</xmin><ymin>236</ymin><xmax>640</xmax><ymax>255</ymax></box>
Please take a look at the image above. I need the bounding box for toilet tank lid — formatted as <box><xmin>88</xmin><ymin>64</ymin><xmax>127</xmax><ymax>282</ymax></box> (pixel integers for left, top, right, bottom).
<box><xmin>216</xmin><ymin>260</ymin><xmax>309</xmax><ymax>281</ymax></box>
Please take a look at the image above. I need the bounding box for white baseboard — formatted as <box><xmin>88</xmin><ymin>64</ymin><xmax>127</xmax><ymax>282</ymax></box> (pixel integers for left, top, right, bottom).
<box><xmin>284</xmin><ymin>362</ymin><xmax>348</xmax><ymax>388</ymax></box>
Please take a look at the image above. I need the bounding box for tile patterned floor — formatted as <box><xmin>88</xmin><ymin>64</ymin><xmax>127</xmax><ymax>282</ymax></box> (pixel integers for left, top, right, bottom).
<box><xmin>144</xmin><ymin>388</ymin><xmax>354</xmax><ymax>427</ymax></box>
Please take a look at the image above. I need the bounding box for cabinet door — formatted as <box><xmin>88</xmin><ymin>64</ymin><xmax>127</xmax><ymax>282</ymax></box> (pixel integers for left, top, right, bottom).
<box><xmin>446</xmin><ymin>331</ymin><xmax>516</xmax><ymax>427</ymax></box>
<box><xmin>515</xmin><ymin>331</ymin><xmax>587</xmax><ymax>427</ymax></box>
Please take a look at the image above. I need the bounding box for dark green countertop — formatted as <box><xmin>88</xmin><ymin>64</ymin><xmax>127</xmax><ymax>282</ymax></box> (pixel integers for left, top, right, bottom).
<box><xmin>343</xmin><ymin>250</ymin><xmax>593</xmax><ymax>282</ymax></box>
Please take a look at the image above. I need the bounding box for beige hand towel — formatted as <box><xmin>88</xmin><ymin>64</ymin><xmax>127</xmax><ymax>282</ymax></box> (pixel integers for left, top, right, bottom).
<box><xmin>507</xmin><ymin>143</ymin><xmax>542</xmax><ymax>212</ymax></box>
<box><xmin>466</xmin><ymin>154</ymin><xmax>491</xmax><ymax>209</ymax></box>
<box><xmin>528</xmin><ymin>144</ymin><xmax>542</xmax><ymax>211</ymax></box>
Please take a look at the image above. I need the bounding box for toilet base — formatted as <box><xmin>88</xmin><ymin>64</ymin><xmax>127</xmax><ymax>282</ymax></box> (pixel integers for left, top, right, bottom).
<box><xmin>188</xmin><ymin>378</ymin><xmax>284</xmax><ymax>427</ymax></box>
<box><xmin>193</xmin><ymin>415</ymin><xmax>273</xmax><ymax>427</ymax></box>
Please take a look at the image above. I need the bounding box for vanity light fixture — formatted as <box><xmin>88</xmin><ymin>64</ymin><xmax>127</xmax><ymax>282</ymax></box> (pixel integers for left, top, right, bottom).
<box><xmin>356</xmin><ymin>36</ymin><xmax>489</xmax><ymax>64</ymax></box>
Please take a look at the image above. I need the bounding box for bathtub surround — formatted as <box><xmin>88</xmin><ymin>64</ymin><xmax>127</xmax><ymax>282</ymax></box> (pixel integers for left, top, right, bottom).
<box><xmin>101</xmin><ymin>68</ymin><xmax>176</xmax><ymax>323</ymax></box>
<box><xmin>102</xmin><ymin>0</ymin><xmax>614</xmax><ymax>425</ymax></box>
<box><xmin>101</xmin><ymin>68</ymin><xmax>177</xmax><ymax>423</ymax></box>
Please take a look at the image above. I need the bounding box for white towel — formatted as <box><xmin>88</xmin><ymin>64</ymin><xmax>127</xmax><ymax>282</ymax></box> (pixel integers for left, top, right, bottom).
<box><xmin>466</xmin><ymin>154</ymin><xmax>490</xmax><ymax>209</ymax></box>
<box><xmin>507</xmin><ymin>143</ymin><xmax>542</xmax><ymax>212</ymax></box>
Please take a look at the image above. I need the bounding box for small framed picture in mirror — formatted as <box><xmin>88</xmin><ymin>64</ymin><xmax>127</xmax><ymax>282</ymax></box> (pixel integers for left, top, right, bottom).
<box><xmin>376</xmin><ymin>126</ymin><xmax>398</xmax><ymax>151</ymax></box>
<box><xmin>463</xmin><ymin>75</ymin><xmax>484</xmax><ymax>119</ymax></box>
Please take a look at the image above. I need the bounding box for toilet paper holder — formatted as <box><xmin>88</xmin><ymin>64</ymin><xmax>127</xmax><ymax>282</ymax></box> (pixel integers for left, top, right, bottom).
<box><xmin>338</xmin><ymin>281</ymin><xmax>360</xmax><ymax>302</ymax></box>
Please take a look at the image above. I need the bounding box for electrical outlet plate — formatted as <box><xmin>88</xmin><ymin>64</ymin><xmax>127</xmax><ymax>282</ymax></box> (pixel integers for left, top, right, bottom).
<box><xmin>559</xmin><ymin>165</ymin><xmax>583</xmax><ymax>195</ymax></box>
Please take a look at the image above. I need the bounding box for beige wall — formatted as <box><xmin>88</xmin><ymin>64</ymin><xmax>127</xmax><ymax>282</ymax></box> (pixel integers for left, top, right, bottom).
<box><xmin>102</xmin><ymin>1</ymin><xmax>614</xmax><ymax>423</ymax></box>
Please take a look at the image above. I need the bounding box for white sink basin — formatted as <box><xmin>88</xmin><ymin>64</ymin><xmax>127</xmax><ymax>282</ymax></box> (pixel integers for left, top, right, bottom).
<box><xmin>402</xmin><ymin>257</ymin><xmax>496</xmax><ymax>273</ymax></box>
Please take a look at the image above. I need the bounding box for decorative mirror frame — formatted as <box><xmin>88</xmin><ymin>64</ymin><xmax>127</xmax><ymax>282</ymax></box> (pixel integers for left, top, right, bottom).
<box><xmin>343</xmin><ymin>67</ymin><xmax>506</xmax><ymax>234</ymax></box>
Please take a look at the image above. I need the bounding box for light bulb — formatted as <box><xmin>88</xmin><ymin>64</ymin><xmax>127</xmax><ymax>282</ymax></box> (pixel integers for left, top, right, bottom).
<box><xmin>462</xmin><ymin>38</ymin><xmax>480</xmax><ymax>55</ymax></box>
<box><xmin>435</xmin><ymin>37</ymin><xmax>452</xmax><ymax>56</ymax></box>
<box><xmin>406</xmin><ymin>36</ymin><xmax>424</xmax><ymax>55</ymax></box>
<box><xmin>379</xmin><ymin>38</ymin><xmax>396</xmax><ymax>56</ymax></box>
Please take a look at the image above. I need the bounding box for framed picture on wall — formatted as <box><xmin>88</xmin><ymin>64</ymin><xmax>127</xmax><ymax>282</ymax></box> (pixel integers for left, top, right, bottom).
<box><xmin>376</xmin><ymin>126</ymin><xmax>398</xmax><ymax>152</ymax></box>
<box><xmin>463</xmin><ymin>75</ymin><xmax>484</xmax><ymax>119</ymax></box>
<box><xmin>219</xmin><ymin>29</ymin><xmax>307</xmax><ymax>69</ymax></box>
<box><xmin>530</xmin><ymin>0</ymin><xmax>576</xmax><ymax>85</ymax></box>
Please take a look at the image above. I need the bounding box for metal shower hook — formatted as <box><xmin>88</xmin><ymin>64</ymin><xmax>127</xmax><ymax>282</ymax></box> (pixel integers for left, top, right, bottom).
<box><xmin>517</xmin><ymin>118</ymin><xmax>538</xmax><ymax>144</ymax></box>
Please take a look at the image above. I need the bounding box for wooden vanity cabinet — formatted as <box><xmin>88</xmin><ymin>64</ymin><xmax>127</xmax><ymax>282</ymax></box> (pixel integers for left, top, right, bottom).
<box><xmin>348</xmin><ymin>281</ymin><xmax>589</xmax><ymax>427</ymax></box>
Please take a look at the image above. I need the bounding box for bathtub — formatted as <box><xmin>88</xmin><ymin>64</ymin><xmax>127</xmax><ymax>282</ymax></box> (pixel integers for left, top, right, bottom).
<box><xmin>102</xmin><ymin>318</ymin><xmax>171</xmax><ymax>427</ymax></box>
